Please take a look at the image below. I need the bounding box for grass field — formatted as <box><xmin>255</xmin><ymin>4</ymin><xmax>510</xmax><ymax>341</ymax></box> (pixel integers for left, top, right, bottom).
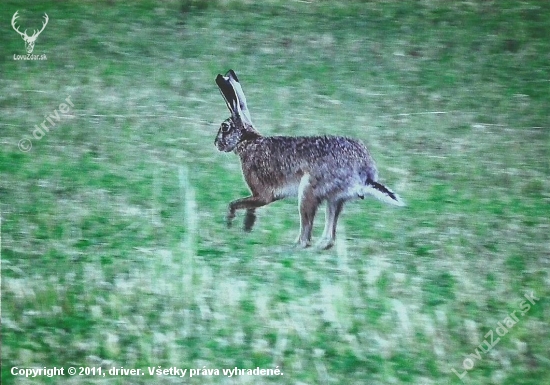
<box><xmin>1</xmin><ymin>1</ymin><xmax>549</xmax><ymax>384</ymax></box>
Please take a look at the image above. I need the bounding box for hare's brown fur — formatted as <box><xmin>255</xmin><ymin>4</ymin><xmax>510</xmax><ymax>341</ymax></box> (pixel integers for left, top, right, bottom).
<box><xmin>215</xmin><ymin>70</ymin><xmax>403</xmax><ymax>249</ymax></box>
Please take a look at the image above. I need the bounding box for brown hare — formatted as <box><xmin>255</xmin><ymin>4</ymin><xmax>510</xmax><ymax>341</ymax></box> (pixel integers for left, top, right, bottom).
<box><xmin>214</xmin><ymin>69</ymin><xmax>404</xmax><ymax>250</ymax></box>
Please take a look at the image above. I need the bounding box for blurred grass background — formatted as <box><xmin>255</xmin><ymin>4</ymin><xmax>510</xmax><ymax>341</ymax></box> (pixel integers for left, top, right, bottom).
<box><xmin>1</xmin><ymin>0</ymin><xmax>549</xmax><ymax>384</ymax></box>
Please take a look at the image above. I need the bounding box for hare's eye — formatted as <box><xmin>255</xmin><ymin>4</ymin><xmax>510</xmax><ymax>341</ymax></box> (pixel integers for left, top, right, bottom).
<box><xmin>221</xmin><ymin>123</ymin><xmax>230</xmax><ymax>133</ymax></box>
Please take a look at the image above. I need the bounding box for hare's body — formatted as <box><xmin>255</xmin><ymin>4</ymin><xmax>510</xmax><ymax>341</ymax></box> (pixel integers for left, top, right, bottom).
<box><xmin>236</xmin><ymin>135</ymin><xmax>377</xmax><ymax>201</ymax></box>
<box><xmin>215</xmin><ymin>70</ymin><xmax>404</xmax><ymax>249</ymax></box>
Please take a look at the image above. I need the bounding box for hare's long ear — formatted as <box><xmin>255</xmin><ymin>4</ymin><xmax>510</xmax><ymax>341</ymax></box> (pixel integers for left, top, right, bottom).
<box><xmin>225</xmin><ymin>70</ymin><xmax>253</xmax><ymax>125</ymax></box>
<box><xmin>216</xmin><ymin>73</ymin><xmax>239</xmax><ymax>117</ymax></box>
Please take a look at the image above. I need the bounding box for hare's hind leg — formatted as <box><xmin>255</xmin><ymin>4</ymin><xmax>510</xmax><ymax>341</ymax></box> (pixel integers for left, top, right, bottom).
<box><xmin>296</xmin><ymin>174</ymin><xmax>320</xmax><ymax>248</ymax></box>
<box><xmin>317</xmin><ymin>199</ymin><xmax>345</xmax><ymax>250</ymax></box>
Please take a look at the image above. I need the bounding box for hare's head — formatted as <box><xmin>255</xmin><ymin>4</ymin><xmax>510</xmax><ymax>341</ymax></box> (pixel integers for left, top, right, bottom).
<box><xmin>215</xmin><ymin>70</ymin><xmax>261</xmax><ymax>152</ymax></box>
<box><xmin>215</xmin><ymin>117</ymin><xmax>254</xmax><ymax>152</ymax></box>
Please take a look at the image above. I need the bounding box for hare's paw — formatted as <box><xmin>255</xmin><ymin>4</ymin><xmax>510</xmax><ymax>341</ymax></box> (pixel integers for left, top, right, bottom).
<box><xmin>295</xmin><ymin>235</ymin><xmax>312</xmax><ymax>249</ymax></box>
<box><xmin>226</xmin><ymin>210</ymin><xmax>236</xmax><ymax>228</ymax></box>
<box><xmin>316</xmin><ymin>237</ymin><xmax>335</xmax><ymax>250</ymax></box>
<box><xmin>243</xmin><ymin>209</ymin><xmax>256</xmax><ymax>232</ymax></box>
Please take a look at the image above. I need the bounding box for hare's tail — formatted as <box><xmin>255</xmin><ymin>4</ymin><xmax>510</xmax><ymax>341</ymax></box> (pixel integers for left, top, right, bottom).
<box><xmin>362</xmin><ymin>178</ymin><xmax>405</xmax><ymax>207</ymax></box>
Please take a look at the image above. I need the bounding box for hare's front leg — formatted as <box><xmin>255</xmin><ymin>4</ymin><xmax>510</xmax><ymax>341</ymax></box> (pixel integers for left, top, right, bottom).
<box><xmin>317</xmin><ymin>199</ymin><xmax>345</xmax><ymax>250</ymax></box>
<box><xmin>227</xmin><ymin>196</ymin><xmax>271</xmax><ymax>231</ymax></box>
<box><xmin>296</xmin><ymin>175</ymin><xmax>320</xmax><ymax>248</ymax></box>
<box><xmin>243</xmin><ymin>209</ymin><xmax>256</xmax><ymax>232</ymax></box>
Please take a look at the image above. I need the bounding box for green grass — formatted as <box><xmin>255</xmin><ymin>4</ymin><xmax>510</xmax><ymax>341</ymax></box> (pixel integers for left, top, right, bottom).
<box><xmin>1</xmin><ymin>1</ymin><xmax>549</xmax><ymax>384</ymax></box>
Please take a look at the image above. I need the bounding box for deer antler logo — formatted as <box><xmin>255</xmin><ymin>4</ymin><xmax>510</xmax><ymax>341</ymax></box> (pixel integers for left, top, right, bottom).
<box><xmin>11</xmin><ymin>11</ymin><xmax>48</xmax><ymax>54</ymax></box>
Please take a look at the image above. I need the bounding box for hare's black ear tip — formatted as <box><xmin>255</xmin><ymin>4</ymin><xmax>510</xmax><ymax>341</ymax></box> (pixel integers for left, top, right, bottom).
<box><xmin>228</xmin><ymin>69</ymin><xmax>239</xmax><ymax>81</ymax></box>
<box><xmin>215</xmin><ymin>74</ymin><xmax>226</xmax><ymax>86</ymax></box>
